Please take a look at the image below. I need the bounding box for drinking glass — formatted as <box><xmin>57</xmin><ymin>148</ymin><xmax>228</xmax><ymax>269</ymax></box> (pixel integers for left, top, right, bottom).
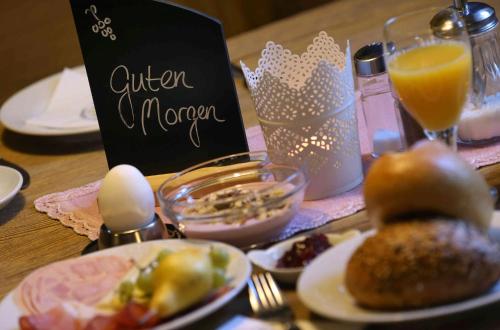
<box><xmin>384</xmin><ymin>7</ymin><xmax>472</xmax><ymax>150</ymax></box>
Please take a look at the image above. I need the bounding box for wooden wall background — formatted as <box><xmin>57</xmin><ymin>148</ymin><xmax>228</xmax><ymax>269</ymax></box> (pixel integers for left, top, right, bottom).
<box><xmin>0</xmin><ymin>0</ymin><xmax>331</xmax><ymax>106</ymax></box>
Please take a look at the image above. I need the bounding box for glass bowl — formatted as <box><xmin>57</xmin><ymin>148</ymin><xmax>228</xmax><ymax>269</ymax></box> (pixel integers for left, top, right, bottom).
<box><xmin>157</xmin><ymin>151</ymin><xmax>308</xmax><ymax>247</ymax></box>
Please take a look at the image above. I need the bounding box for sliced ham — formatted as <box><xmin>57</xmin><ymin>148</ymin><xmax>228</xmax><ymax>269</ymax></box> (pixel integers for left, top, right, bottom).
<box><xmin>19</xmin><ymin>302</ymin><xmax>159</xmax><ymax>330</ymax></box>
<box><xmin>19</xmin><ymin>305</ymin><xmax>84</xmax><ymax>330</ymax></box>
<box><xmin>15</xmin><ymin>255</ymin><xmax>133</xmax><ymax>315</ymax></box>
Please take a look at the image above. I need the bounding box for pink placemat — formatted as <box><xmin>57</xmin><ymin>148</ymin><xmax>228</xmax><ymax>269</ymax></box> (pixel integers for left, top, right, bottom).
<box><xmin>34</xmin><ymin>96</ymin><xmax>500</xmax><ymax>241</ymax></box>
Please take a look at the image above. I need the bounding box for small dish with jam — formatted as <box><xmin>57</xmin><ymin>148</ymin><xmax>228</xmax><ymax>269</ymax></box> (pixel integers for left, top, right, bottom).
<box><xmin>247</xmin><ymin>230</ymin><xmax>360</xmax><ymax>283</ymax></box>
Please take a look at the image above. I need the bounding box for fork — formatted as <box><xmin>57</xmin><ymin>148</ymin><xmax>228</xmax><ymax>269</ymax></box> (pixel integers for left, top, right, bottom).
<box><xmin>248</xmin><ymin>272</ymin><xmax>301</xmax><ymax>330</ymax></box>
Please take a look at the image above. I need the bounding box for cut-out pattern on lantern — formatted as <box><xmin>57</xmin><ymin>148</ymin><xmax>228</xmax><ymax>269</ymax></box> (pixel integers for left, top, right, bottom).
<box><xmin>242</xmin><ymin>32</ymin><xmax>363</xmax><ymax>200</ymax></box>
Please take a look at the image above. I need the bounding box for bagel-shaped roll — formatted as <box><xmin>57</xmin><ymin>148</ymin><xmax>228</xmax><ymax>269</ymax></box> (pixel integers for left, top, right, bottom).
<box><xmin>363</xmin><ymin>140</ymin><xmax>493</xmax><ymax>232</ymax></box>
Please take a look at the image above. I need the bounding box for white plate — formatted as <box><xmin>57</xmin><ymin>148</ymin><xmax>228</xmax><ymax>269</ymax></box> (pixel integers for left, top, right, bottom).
<box><xmin>298</xmin><ymin>211</ymin><xmax>500</xmax><ymax>323</ymax></box>
<box><xmin>0</xmin><ymin>66</ymin><xmax>99</xmax><ymax>136</ymax></box>
<box><xmin>0</xmin><ymin>166</ymin><xmax>22</xmax><ymax>209</ymax></box>
<box><xmin>247</xmin><ymin>230</ymin><xmax>360</xmax><ymax>284</ymax></box>
<box><xmin>0</xmin><ymin>239</ymin><xmax>252</xmax><ymax>330</ymax></box>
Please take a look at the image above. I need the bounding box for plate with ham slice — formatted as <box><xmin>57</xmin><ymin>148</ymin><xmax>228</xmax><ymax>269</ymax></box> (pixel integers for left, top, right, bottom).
<box><xmin>0</xmin><ymin>239</ymin><xmax>251</xmax><ymax>330</ymax></box>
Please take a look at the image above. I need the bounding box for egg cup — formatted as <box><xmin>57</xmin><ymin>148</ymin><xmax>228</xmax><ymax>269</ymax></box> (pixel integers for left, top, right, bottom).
<box><xmin>98</xmin><ymin>214</ymin><xmax>167</xmax><ymax>249</ymax></box>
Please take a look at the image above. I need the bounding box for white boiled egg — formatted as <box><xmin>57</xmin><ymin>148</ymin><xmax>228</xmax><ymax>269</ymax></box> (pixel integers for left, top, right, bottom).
<box><xmin>98</xmin><ymin>164</ymin><xmax>155</xmax><ymax>232</ymax></box>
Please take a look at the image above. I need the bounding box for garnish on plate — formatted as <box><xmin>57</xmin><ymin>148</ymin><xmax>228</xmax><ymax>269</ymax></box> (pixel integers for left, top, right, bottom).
<box><xmin>107</xmin><ymin>245</ymin><xmax>230</xmax><ymax>318</ymax></box>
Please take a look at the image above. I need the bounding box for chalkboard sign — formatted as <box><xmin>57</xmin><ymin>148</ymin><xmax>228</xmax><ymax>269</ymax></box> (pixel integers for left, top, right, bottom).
<box><xmin>69</xmin><ymin>0</ymin><xmax>248</xmax><ymax>175</ymax></box>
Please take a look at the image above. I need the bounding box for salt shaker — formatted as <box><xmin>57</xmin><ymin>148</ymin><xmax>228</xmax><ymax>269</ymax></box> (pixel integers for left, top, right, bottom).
<box><xmin>354</xmin><ymin>42</ymin><xmax>405</xmax><ymax>157</ymax></box>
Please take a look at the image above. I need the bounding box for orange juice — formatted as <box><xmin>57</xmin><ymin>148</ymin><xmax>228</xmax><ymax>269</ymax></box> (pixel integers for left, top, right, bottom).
<box><xmin>388</xmin><ymin>42</ymin><xmax>471</xmax><ymax>131</ymax></box>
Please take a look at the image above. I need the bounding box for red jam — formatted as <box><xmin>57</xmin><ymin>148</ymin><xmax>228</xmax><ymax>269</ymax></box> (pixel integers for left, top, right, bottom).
<box><xmin>276</xmin><ymin>234</ymin><xmax>331</xmax><ymax>268</ymax></box>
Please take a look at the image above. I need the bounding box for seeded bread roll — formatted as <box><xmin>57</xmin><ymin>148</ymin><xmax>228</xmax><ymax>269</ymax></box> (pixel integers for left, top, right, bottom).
<box><xmin>363</xmin><ymin>141</ymin><xmax>494</xmax><ymax>232</ymax></box>
<box><xmin>345</xmin><ymin>219</ymin><xmax>500</xmax><ymax>310</ymax></box>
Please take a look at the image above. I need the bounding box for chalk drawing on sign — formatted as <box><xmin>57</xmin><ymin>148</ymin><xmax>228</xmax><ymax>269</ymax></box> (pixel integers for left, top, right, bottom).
<box><xmin>85</xmin><ymin>5</ymin><xmax>117</xmax><ymax>41</ymax></box>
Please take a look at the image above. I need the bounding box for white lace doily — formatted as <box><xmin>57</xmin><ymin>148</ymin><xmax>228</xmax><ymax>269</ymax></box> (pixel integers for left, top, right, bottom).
<box><xmin>34</xmin><ymin>180</ymin><xmax>103</xmax><ymax>240</ymax></box>
<box><xmin>34</xmin><ymin>95</ymin><xmax>500</xmax><ymax>241</ymax></box>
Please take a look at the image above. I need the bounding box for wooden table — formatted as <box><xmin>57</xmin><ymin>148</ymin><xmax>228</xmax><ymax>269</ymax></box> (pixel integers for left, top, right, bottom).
<box><xmin>1</xmin><ymin>0</ymin><xmax>500</xmax><ymax>328</ymax></box>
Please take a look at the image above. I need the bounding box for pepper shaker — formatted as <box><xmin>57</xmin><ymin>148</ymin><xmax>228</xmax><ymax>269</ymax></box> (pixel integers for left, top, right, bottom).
<box><xmin>354</xmin><ymin>42</ymin><xmax>406</xmax><ymax>157</ymax></box>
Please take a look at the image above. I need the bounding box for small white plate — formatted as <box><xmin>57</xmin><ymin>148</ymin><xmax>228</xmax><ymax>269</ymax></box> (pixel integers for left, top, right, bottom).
<box><xmin>0</xmin><ymin>66</ymin><xmax>99</xmax><ymax>136</ymax></box>
<box><xmin>0</xmin><ymin>239</ymin><xmax>251</xmax><ymax>330</ymax></box>
<box><xmin>247</xmin><ymin>230</ymin><xmax>360</xmax><ymax>283</ymax></box>
<box><xmin>298</xmin><ymin>211</ymin><xmax>500</xmax><ymax>323</ymax></box>
<box><xmin>0</xmin><ymin>166</ymin><xmax>22</xmax><ymax>209</ymax></box>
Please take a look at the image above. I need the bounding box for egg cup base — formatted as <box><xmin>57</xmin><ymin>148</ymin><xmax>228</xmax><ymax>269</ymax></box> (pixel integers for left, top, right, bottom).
<box><xmin>98</xmin><ymin>214</ymin><xmax>167</xmax><ymax>249</ymax></box>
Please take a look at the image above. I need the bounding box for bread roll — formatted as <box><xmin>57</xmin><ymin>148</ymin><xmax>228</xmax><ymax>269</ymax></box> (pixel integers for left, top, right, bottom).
<box><xmin>345</xmin><ymin>219</ymin><xmax>500</xmax><ymax>310</ymax></box>
<box><xmin>364</xmin><ymin>140</ymin><xmax>494</xmax><ymax>232</ymax></box>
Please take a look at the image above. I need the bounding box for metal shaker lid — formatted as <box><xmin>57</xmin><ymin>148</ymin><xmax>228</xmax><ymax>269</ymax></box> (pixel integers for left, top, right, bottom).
<box><xmin>354</xmin><ymin>42</ymin><xmax>386</xmax><ymax>76</ymax></box>
<box><xmin>431</xmin><ymin>7</ymin><xmax>467</xmax><ymax>38</ymax></box>
<box><xmin>453</xmin><ymin>1</ymin><xmax>498</xmax><ymax>35</ymax></box>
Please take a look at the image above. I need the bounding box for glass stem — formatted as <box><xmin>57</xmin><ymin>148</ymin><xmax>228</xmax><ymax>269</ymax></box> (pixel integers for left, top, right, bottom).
<box><xmin>424</xmin><ymin>126</ymin><xmax>458</xmax><ymax>151</ymax></box>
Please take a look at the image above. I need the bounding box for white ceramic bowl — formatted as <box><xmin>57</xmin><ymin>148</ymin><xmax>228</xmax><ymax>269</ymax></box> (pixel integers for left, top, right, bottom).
<box><xmin>247</xmin><ymin>229</ymin><xmax>361</xmax><ymax>283</ymax></box>
<box><xmin>0</xmin><ymin>166</ymin><xmax>22</xmax><ymax>209</ymax></box>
